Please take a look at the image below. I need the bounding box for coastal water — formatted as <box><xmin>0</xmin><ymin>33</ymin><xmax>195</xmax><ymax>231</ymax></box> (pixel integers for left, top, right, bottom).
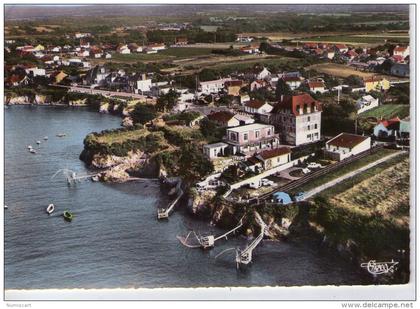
<box><xmin>5</xmin><ymin>106</ymin><xmax>369</xmax><ymax>289</ymax></box>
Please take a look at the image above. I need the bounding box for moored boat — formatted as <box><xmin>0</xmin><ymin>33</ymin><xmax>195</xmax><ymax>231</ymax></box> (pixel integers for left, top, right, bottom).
<box><xmin>44</xmin><ymin>136</ymin><xmax>48</xmax><ymax>140</ymax></box>
<box><xmin>36</xmin><ymin>140</ymin><xmax>41</xmax><ymax>145</ymax></box>
<box><xmin>27</xmin><ymin>145</ymin><xmax>32</xmax><ymax>149</ymax></box>
<box><xmin>63</xmin><ymin>210</ymin><xmax>73</xmax><ymax>221</ymax></box>
<box><xmin>46</xmin><ymin>203</ymin><xmax>55</xmax><ymax>214</ymax></box>
<box><xmin>30</xmin><ymin>149</ymin><xmax>37</xmax><ymax>154</ymax></box>
<box><xmin>56</xmin><ymin>133</ymin><xmax>66</xmax><ymax>137</ymax></box>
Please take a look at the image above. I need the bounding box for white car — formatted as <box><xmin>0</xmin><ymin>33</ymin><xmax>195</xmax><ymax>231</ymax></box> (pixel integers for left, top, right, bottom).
<box><xmin>307</xmin><ymin>162</ymin><xmax>323</xmax><ymax>169</ymax></box>
<box><xmin>302</xmin><ymin>168</ymin><xmax>311</xmax><ymax>174</ymax></box>
<box><xmin>261</xmin><ymin>179</ymin><xmax>275</xmax><ymax>186</ymax></box>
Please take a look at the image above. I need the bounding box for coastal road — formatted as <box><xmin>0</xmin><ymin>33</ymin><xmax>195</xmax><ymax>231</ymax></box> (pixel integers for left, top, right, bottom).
<box><xmin>303</xmin><ymin>150</ymin><xmax>405</xmax><ymax>200</ymax></box>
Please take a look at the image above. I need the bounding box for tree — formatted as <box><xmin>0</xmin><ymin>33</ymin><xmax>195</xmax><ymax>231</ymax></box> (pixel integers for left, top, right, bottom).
<box><xmin>156</xmin><ymin>89</ymin><xmax>179</xmax><ymax>112</ymax></box>
<box><xmin>178</xmin><ymin>144</ymin><xmax>213</xmax><ymax>183</ymax></box>
<box><xmin>344</xmin><ymin>75</ymin><xmax>364</xmax><ymax>87</ymax></box>
<box><xmin>130</xmin><ymin>104</ymin><xmax>157</xmax><ymax>125</ymax></box>
<box><xmin>199</xmin><ymin>68</ymin><xmax>219</xmax><ymax>82</ymax></box>
<box><xmin>275</xmin><ymin>78</ymin><xmax>292</xmax><ymax>99</ymax></box>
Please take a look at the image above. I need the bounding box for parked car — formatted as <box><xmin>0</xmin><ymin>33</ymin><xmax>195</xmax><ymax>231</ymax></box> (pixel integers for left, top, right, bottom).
<box><xmin>302</xmin><ymin>168</ymin><xmax>311</xmax><ymax>174</ymax></box>
<box><xmin>307</xmin><ymin>162</ymin><xmax>323</xmax><ymax>169</ymax></box>
<box><xmin>261</xmin><ymin>178</ymin><xmax>275</xmax><ymax>186</ymax></box>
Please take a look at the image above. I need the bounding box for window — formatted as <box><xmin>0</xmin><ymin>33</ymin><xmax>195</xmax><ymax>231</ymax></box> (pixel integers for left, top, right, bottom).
<box><xmin>267</xmin><ymin>129</ymin><xmax>271</xmax><ymax>136</ymax></box>
<box><xmin>255</xmin><ymin>130</ymin><xmax>260</xmax><ymax>138</ymax></box>
<box><xmin>307</xmin><ymin>134</ymin><xmax>311</xmax><ymax>140</ymax></box>
<box><xmin>315</xmin><ymin>124</ymin><xmax>318</xmax><ymax>129</ymax></box>
<box><xmin>307</xmin><ymin>116</ymin><xmax>311</xmax><ymax>122</ymax></box>
<box><xmin>307</xmin><ymin>125</ymin><xmax>310</xmax><ymax>131</ymax></box>
<box><xmin>230</xmin><ymin>132</ymin><xmax>237</xmax><ymax>141</ymax></box>
<box><xmin>243</xmin><ymin>133</ymin><xmax>248</xmax><ymax>141</ymax></box>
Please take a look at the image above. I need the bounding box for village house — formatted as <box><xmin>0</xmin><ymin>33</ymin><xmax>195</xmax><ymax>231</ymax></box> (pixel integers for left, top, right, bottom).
<box><xmin>75</xmin><ymin>32</ymin><xmax>91</xmax><ymax>39</ymax></box>
<box><xmin>148</xmin><ymin>43</ymin><xmax>166</xmax><ymax>51</ymax></box>
<box><xmin>250</xmin><ymin>79</ymin><xmax>268</xmax><ymax>91</ymax></box>
<box><xmin>373</xmin><ymin>117</ymin><xmax>401</xmax><ymax>138</ymax></box>
<box><xmin>175</xmin><ymin>37</ymin><xmax>188</xmax><ymax>45</ymax></box>
<box><xmin>134</xmin><ymin>73</ymin><xmax>152</xmax><ymax>94</ymax></box>
<box><xmin>207</xmin><ymin>111</ymin><xmax>240</xmax><ymax>127</ymax></box>
<box><xmin>355</xmin><ymin>95</ymin><xmax>379</xmax><ymax>114</ymax></box>
<box><xmin>334</xmin><ymin>44</ymin><xmax>348</xmax><ymax>53</ymax></box>
<box><xmin>225</xmin><ymin>80</ymin><xmax>243</xmax><ymax>96</ymax></box>
<box><xmin>390</xmin><ymin>63</ymin><xmax>409</xmax><ymax>77</ymax></box>
<box><xmin>255</xmin><ymin>147</ymin><xmax>291</xmax><ymax>170</ymax></box>
<box><xmin>84</xmin><ymin>65</ymin><xmax>110</xmax><ymax>86</ymax></box>
<box><xmin>240</xmin><ymin>44</ymin><xmax>259</xmax><ymax>54</ymax></box>
<box><xmin>200</xmin><ymin>78</ymin><xmax>230</xmax><ymax>95</ymax></box>
<box><xmin>117</xmin><ymin>44</ymin><xmax>131</xmax><ymax>54</ymax></box>
<box><xmin>324</xmin><ymin>133</ymin><xmax>371</xmax><ymax>161</ymax></box>
<box><xmin>325</xmin><ymin>49</ymin><xmax>336</xmax><ymax>59</ymax></box>
<box><xmin>236</xmin><ymin>35</ymin><xmax>254</xmax><ymax>43</ymax></box>
<box><xmin>128</xmin><ymin>43</ymin><xmax>143</xmax><ymax>53</ymax></box>
<box><xmin>364</xmin><ymin>76</ymin><xmax>390</xmax><ymax>92</ymax></box>
<box><xmin>51</xmin><ymin>71</ymin><xmax>68</xmax><ymax>84</ymax></box>
<box><xmin>78</xmin><ymin>50</ymin><xmax>90</xmax><ymax>58</ymax></box>
<box><xmin>25</xmin><ymin>66</ymin><xmax>46</xmax><ymax>77</ymax></box>
<box><xmin>393</xmin><ymin>45</ymin><xmax>409</xmax><ymax>58</ymax></box>
<box><xmin>346</xmin><ymin>49</ymin><xmax>358</xmax><ymax>61</ymax></box>
<box><xmin>225</xmin><ymin>123</ymin><xmax>280</xmax><ymax>155</ymax></box>
<box><xmin>244</xmin><ymin>100</ymin><xmax>273</xmax><ymax>115</ymax></box>
<box><xmin>203</xmin><ymin>142</ymin><xmax>229</xmax><ymax>160</ymax></box>
<box><xmin>271</xmin><ymin>93</ymin><xmax>322</xmax><ymax>146</ymax></box>
<box><xmin>6</xmin><ymin>74</ymin><xmax>29</xmax><ymax>87</ymax></box>
<box><xmin>308</xmin><ymin>80</ymin><xmax>327</xmax><ymax>94</ymax></box>
<box><xmin>80</xmin><ymin>39</ymin><xmax>90</xmax><ymax>49</ymax></box>
<box><xmin>283</xmin><ymin>76</ymin><xmax>303</xmax><ymax>90</ymax></box>
<box><xmin>255</xmin><ymin>67</ymin><xmax>271</xmax><ymax>80</ymax></box>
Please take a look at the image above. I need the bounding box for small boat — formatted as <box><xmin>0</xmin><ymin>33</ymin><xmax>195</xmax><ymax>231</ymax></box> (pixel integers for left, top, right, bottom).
<box><xmin>46</xmin><ymin>203</ymin><xmax>55</xmax><ymax>214</ymax></box>
<box><xmin>4</xmin><ymin>205</ymin><xmax>8</xmax><ymax>209</ymax></box>
<box><xmin>36</xmin><ymin>140</ymin><xmax>41</xmax><ymax>145</ymax></box>
<box><xmin>27</xmin><ymin>145</ymin><xmax>33</xmax><ymax>149</ymax></box>
<box><xmin>44</xmin><ymin>136</ymin><xmax>48</xmax><ymax>140</ymax></box>
<box><xmin>56</xmin><ymin>133</ymin><xmax>66</xmax><ymax>137</ymax></box>
<box><xmin>30</xmin><ymin>149</ymin><xmax>37</xmax><ymax>154</ymax></box>
<box><xmin>91</xmin><ymin>175</ymin><xmax>99</xmax><ymax>182</ymax></box>
<box><xmin>63</xmin><ymin>210</ymin><xmax>73</xmax><ymax>222</ymax></box>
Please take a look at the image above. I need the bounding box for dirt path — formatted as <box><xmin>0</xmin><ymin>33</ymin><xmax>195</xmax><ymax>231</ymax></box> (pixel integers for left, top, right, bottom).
<box><xmin>303</xmin><ymin>150</ymin><xmax>405</xmax><ymax>200</ymax></box>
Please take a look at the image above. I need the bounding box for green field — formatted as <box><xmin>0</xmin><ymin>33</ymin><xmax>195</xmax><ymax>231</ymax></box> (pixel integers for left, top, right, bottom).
<box><xmin>93</xmin><ymin>128</ymin><xmax>149</xmax><ymax>145</ymax></box>
<box><xmin>359</xmin><ymin>104</ymin><xmax>410</xmax><ymax>119</ymax></box>
<box><xmin>297</xmin><ymin>35</ymin><xmax>409</xmax><ymax>45</ymax></box>
<box><xmin>110</xmin><ymin>48</ymin><xmax>215</xmax><ymax>62</ymax></box>
<box><xmin>290</xmin><ymin>148</ymin><xmax>398</xmax><ymax>195</ymax></box>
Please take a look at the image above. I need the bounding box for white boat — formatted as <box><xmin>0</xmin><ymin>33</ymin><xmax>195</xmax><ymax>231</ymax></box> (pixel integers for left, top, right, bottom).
<box><xmin>36</xmin><ymin>140</ymin><xmax>41</xmax><ymax>145</ymax></box>
<box><xmin>44</xmin><ymin>136</ymin><xmax>48</xmax><ymax>140</ymax></box>
<box><xmin>27</xmin><ymin>145</ymin><xmax>33</xmax><ymax>149</ymax></box>
<box><xmin>4</xmin><ymin>205</ymin><xmax>8</xmax><ymax>209</ymax></box>
<box><xmin>46</xmin><ymin>204</ymin><xmax>55</xmax><ymax>214</ymax></box>
<box><xmin>30</xmin><ymin>149</ymin><xmax>36</xmax><ymax>154</ymax></box>
<box><xmin>91</xmin><ymin>175</ymin><xmax>99</xmax><ymax>182</ymax></box>
<box><xmin>57</xmin><ymin>133</ymin><xmax>66</xmax><ymax>137</ymax></box>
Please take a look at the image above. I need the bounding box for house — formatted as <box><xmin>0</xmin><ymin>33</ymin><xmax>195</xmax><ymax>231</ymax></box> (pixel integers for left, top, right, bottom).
<box><xmin>250</xmin><ymin>79</ymin><xmax>268</xmax><ymax>91</ymax></box>
<box><xmin>325</xmin><ymin>49</ymin><xmax>336</xmax><ymax>59</ymax></box>
<box><xmin>225</xmin><ymin>80</ymin><xmax>243</xmax><ymax>96</ymax></box>
<box><xmin>364</xmin><ymin>76</ymin><xmax>390</xmax><ymax>92</ymax></box>
<box><xmin>117</xmin><ymin>44</ymin><xmax>131</xmax><ymax>54</ymax></box>
<box><xmin>373</xmin><ymin>117</ymin><xmax>401</xmax><ymax>138</ymax></box>
<box><xmin>79</xmin><ymin>39</ymin><xmax>90</xmax><ymax>49</ymax></box>
<box><xmin>84</xmin><ymin>65</ymin><xmax>110</xmax><ymax>85</ymax></box>
<box><xmin>105</xmin><ymin>53</ymin><xmax>112</xmax><ymax>59</ymax></box>
<box><xmin>390</xmin><ymin>63</ymin><xmax>409</xmax><ymax>77</ymax></box>
<box><xmin>241</xmin><ymin>156</ymin><xmax>263</xmax><ymax>173</ymax></box>
<box><xmin>324</xmin><ymin>133</ymin><xmax>371</xmax><ymax>161</ymax></box>
<box><xmin>200</xmin><ymin>78</ymin><xmax>230</xmax><ymax>95</ymax></box>
<box><xmin>51</xmin><ymin>46</ymin><xmax>61</xmax><ymax>53</ymax></box>
<box><xmin>355</xmin><ymin>95</ymin><xmax>379</xmax><ymax>114</ymax></box>
<box><xmin>33</xmin><ymin>44</ymin><xmax>45</xmax><ymax>51</ymax></box>
<box><xmin>52</xmin><ymin>71</ymin><xmax>68</xmax><ymax>84</ymax></box>
<box><xmin>225</xmin><ymin>123</ymin><xmax>280</xmax><ymax>155</ymax></box>
<box><xmin>346</xmin><ymin>49</ymin><xmax>358</xmax><ymax>61</ymax></box>
<box><xmin>148</xmin><ymin>43</ymin><xmax>166</xmax><ymax>51</ymax></box>
<box><xmin>236</xmin><ymin>35</ymin><xmax>253</xmax><ymax>43</ymax></box>
<box><xmin>256</xmin><ymin>147</ymin><xmax>291</xmax><ymax>170</ymax></box>
<box><xmin>334</xmin><ymin>44</ymin><xmax>348</xmax><ymax>53</ymax></box>
<box><xmin>6</xmin><ymin>74</ymin><xmax>29</xmax><ymax>87</ymax></box>
<box><xmin>207</xmin><ymin>111</ymin><xmax>239</xmax><ymax>127</ymax></box>
<box><xmin>303</xmin><ymin>43</ymin><xmax>318</xmax><ymax>50</ymax></box>
<box><xmin>271</xmin><ymin>93</ymin><xmax>322</xmax><ymax>145</ymax></box>
<box><xmin>308</xmin><ymin>80</ymin><xmax>327</xmax><ymax>94</ymax></box>
<box><xmin>78</xmin><ymin>50</ymin><xmax>90</xmax><ymax>57</ymax></box>
<box><xmin>128</xmin><ymin>43</ymin><xmax>143</xmax><ymax>53</ymax></box>
<box><xmin>144</xmin><ymin>48</ymin><xmax>158</xmax><ymax>54</ymax></box>
<box><xmin>283</xmin><ymin>76</ymin><xmax>303</xmax><ymax>90</ymax></box>
<box><xmin>240</xmin><ymin>45</ymin><xmax>259</xmax><ymax>54</ymax></box>
<box><xmin>25</xmin><ymin>66</ymin><xmax>46</xmax><ymax>77</ymax></box>
<box><xmin>233</xmin><ymin>114</ymin><xmax>255</xmax><ymax>125</ymax></box>
<box><xmin>135</xmin><ymin>73</ymin><xmax>152</xmax><ymax>94</ymax></box>
<box><xmin>255</xmin><ymin>67</ymin><xmax>271</xmax><ymax>80</ymax></box>
<box><xmin>175</xmin><ymin>37</ymin><xmax>188</xmax><ymax>45</ymax></box>
<box><xmin>393</xmin><ymin>45</ymin><xmax>409</xmax><ymax>58</ymax></box>
<box><xmin>90</xmin><ymin>48</ymin><xmax>103</xmax><ymax>58</ymax></box>
<box><xmin>203</xmin><ymin>142</ymin><xmax>229</xmax><ymax>160</ymax></box>
<box><xmin>75</xmin><ymin>32</ymin><xmax>91</xmax><ymax>39</ymax></box>
<box><xmin>244</xmin><ymin>100</ymin><xmax>273</xmax><ymax>115</ymax></box>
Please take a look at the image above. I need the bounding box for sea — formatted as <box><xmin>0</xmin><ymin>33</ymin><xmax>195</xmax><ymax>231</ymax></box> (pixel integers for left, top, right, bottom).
<box><xmin>4</xmin><ymin>105</ymin><xmax>369</xmax><ymax>289</ymax></box>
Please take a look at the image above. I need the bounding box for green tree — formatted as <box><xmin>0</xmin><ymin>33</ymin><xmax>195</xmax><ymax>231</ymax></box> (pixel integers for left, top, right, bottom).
<box><xmin>130</xmin><ymin>104</ymin><xmax>157</xmax><ymax>124</ymax></box>
<box><xmin>156</xmin><ymin>89</ymin><xmax>179</xmax><ymax>112</ymax></box>
<box><xmin>275</xmin><ymin>78</ymin><xmax>292</xmax><ymax>99</ymax></box>
<box><xmin>178</xmin><ymin>144</ymin><xmax>213</xmax><ymax>183</ymax></box>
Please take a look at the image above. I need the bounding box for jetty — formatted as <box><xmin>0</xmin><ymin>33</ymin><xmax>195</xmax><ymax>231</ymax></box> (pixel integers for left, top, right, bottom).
<box><xmin>235</xmin><ymin>212</ymin><xmax>267</xmax><ymax>268</ymax></box>
<box><xmin>200</xmin><ymin>216</ymin><xmax>244</xmax><ymax>249</ymax></box>
<box><xmin>51</xmin><ymin>169</ymin><xmax>101</xmax><ymax>184</ymax></box>
<box><xmin>157</xmin><ymin>178</ymin><xmax>184</xmax><ymax>219</ymax></box>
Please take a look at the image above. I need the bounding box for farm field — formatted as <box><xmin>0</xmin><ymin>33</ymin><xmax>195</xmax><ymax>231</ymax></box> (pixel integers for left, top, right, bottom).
<box><xmin>294</xmin><ymin>33</ymin><xmax>409</xmax><ymax>46</ymax></box>
<box><xmin>325</xmin><ymin>154</ymin><xmax>409</xmax><ymax>228</ymax></box>
<box><xmin>306</xmin><ymin>63</ymin><xmax>374</xmax><ymax>78</ymax></box>
<box><xmin>359</xmin><ymin>104</ymin><xmax>410</xmax><ymax>119</ymax></box>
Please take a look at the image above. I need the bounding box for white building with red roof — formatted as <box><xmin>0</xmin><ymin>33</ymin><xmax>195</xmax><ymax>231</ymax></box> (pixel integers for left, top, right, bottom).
<box><xmin>271</xmin><ymin>93</ymin><xmax>322</xmax><ymax>145</ymax></box>
<box><xmin>393</xmin><ymin>45</ymin><xmax>409</xmax><ymax>58</ymax></box>
<box><xmin>324</xmin><ymin>133</ymin><xmax>371</xmax><ymax>161</ymax></box>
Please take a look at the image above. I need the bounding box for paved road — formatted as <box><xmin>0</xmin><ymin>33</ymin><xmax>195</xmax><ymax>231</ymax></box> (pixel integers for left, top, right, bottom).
<box><xmin>303</xmin><ymin>151</ymin><xmax>405</xmax><ymax>200</ymax></box>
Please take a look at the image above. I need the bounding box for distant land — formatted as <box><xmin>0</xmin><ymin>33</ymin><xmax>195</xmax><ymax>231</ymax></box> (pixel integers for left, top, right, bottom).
<box><xmin>5</xmin><ymin>4</ymin><xmax>409</xmax><ymax>20</ymax></box>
